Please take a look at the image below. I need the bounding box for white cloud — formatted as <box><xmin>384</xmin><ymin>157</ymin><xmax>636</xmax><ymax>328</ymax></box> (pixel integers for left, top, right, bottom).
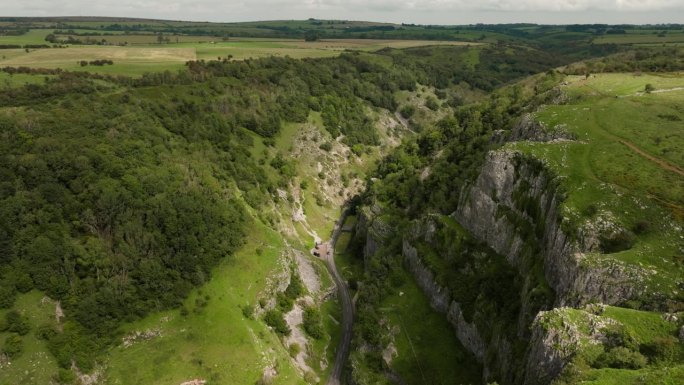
<box><xmin>1</xmin><ymin>0</ymin><xmax>683</xmax><ymax>23</ymax></box>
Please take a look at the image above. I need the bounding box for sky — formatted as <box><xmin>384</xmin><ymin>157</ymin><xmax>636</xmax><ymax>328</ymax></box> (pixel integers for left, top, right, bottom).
<box><xmin>2</xmin><ymin>0</ymin><xmax>684</xmax><ymax>25</ymax></box>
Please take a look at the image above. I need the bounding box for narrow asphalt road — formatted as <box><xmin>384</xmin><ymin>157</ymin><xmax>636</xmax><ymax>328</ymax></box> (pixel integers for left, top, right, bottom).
<box><xmin>323</xmin><ymin>208</ymin><xmax>353</xmax><ymax>385</ymax></box>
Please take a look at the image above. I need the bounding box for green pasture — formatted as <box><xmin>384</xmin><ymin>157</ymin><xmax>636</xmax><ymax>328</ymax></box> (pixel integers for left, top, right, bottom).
<box><xmin>554</xmin><ymin>306</ymin><xmax>684</xmax><ymax>385</ymax></box>
<box><xmin>0</xmin><ymin>72</ymin><xmax>50</xmax><ymax>88</ymax></box>
<box><xmin>602</xmin><ymin>306</ymin><xmax>680</xmax><ymax>345</ymax></box>
<box><xmin>594</xmin><ymin>31</ymin><xmax>684</xmax><ymax>45</ymax></box>
<box><xmin>0</xmin><ymin>29</ymin><xmax>51</xmax><ymax>45</ymax></box>
<box><xmin>0</xmin><ymin>31</ymin><xmax>476</xmax><ymax>76</ymax></box>
<box><xmin>575</xmin><ymin>366</ymin><xmax>684</xmax><ymax>385</ymax></box>
<box><xmin>507</xmin><ymin>72</ymin><xmax>684</xmax><ymax>294</ymax></box>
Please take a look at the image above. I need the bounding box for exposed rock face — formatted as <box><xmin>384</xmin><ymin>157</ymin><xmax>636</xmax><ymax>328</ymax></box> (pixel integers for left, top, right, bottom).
<box><xmin>525</xmin><ymin>312</ymin><xmax>579</xmax><ymax>385</ymax></box>
<box><xmin>359</xmin><ymin>129</ymin><xmax>656</xmax><ymax>384</ymax></box>
<box><xmin>402</xmin><ymin>220</ymin><xmax>521</xmax><ymax>384</ymax></box>
<box><xmin>403</xmin><ymin>241</ymin><xmax>487</xmax><ymax>361</ymax></box>
<box><xmin>525</xmin><ymin>306</ymin><xmax>624</xmax><ymax>385</ymax></box>
<box><xmin>507</xmin><ymin>113</ymin><xmax>576</xmax><ymax>143</ymax></box>
<box><xmin>454</xmin><ymin>149</ymin><xmax>642</xmax><ymax>307</ymax></box>
<box><xmin>364</xmin><ymin>148</ymin><xmax>649</xmax><ymax>384</ymax></box>
<box><xmin>357</xmin><ymin>203</ymin><xmax>394</xmax><ymax>269</ymax></box>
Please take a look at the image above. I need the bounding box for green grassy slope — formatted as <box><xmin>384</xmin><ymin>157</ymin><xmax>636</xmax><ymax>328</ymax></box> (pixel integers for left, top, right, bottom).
<box><xmin>0</xmin><ymin>292</ymin><xmax>61</xmax><ymax>385</ymax></box>
<box><xmin>502</xmin><ymin>72</ymin><xmax>684</xmax><ymax>383</ymax></box>
<box><xmin>508</xmin><ymin>72</ymin><xmax>684</xmax><ymax>297</ymax></box>
<box><xmin>104</xmin><ymin>219</ymin><xmax>302</xmax><ymax>385</ymax></box>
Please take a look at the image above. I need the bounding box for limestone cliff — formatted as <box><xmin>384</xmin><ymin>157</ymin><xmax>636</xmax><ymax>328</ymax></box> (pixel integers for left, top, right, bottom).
<box><xmin>359</xmin><ymin>147</ymin><xmax>652</xmax><ymax>384</ymax></box>
<box><xmin>454</xmin><ymin>149</ymin><xmax>643</xmax><ymax>307</ymax></box>
<box><xmin>402</xmin><ymin>240</ymin><xmax>487</xmax><ymax>361</ymax></box>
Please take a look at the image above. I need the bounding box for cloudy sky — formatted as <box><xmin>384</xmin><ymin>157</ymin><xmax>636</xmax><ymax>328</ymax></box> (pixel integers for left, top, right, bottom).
<box><xmin>3</xmin><ymin>1</ymin><xmax>684</xmax><ymax>24</ymax></box>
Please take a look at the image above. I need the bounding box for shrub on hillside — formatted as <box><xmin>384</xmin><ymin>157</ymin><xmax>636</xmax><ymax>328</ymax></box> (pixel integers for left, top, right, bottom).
<box><xmin>593</xmin><ymin>347</ymin><xmax>647</xmax><ymax>369</ymax></box>
<box><xmin>599</xmin><ymin>229</ymin><xmax>635</xmax><ymax>253</ymax></box>
<box><xmin>632</xmin><ymin>220</ymin><xmax>651</xmax><ymax>235</ymax></box>
<box><xmin>0</xmin><ymin>285</ymin><xmax>16</xmax><ymax>308</ymax></box>
<box><xmin>425</xmin><ymin>96</ymin><xmax>440</xmax><ymax>111</ymax></box>
<box><xmin>302</xmin><ymin>306</ymin><xmax>324</xmax><ymax>339</ymax></box>
<box><xmin>4</xmin><ymin>310</ymin><xmax>30</xmax><ymax>336</ymax></box>
<box><xmin>2</xmin><ymin>334</ymin><xmax>23</xmax><ymax>358</ymax></box>
<box><xmin>263</xmin><ymin>309</ymin><xmax>290</xmax><ymax>336</ymax></box>
<box><xmin>319</xmin><ymin>141</ymin><xmax>333</xmax><ymax>152</ymax></box>
<box><xmin>399</xmin><ymin>105</ymin><xmax>415</xmax><ymax>119</ymax></box>
<box><xmin>640</xmin><ymin>336</ymin><xmax>679</xmax><ymax>364</ymax></box>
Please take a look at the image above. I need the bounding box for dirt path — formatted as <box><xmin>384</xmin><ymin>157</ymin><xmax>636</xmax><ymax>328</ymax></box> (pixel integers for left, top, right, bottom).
<box><xmin>618</xmin><ymin>139</ymin><xmax>684</xmax><ymax>178</ymax></box>
<box><xmin>588</xmin><ymin>105</ymin><xmax>684</xmax><ymax>178</ymax></box>
<box><xmin>626</xmin><ymin>87</ymin><xmax>684</xmax><ymax>97</ymax></box>
<box><xmin>321</xmin><ymin>208</ymin><xmax>354</xmax><ymax>385</ymax></box>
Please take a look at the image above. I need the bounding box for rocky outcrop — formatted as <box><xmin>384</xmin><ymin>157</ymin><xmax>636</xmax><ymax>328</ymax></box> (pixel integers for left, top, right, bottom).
<box><xmin>454</xmin><ymin>149</ymin><xmax>643</xmax><ymax>307</ymax></box>
<box><xmin>357</xmin><ymin>203</ymin><xmax>394</xmax><ymax>266</ymax></box>
<box><xmin>391</xmin><ymin>148</ymin><xmax>649</xmax><ymax>384</ymax></box>
<box><xmin>403</xmin><ymin>241</ymin><xmax>487</xmax><ymax>361</ymax></box>
<box><xmin>507</xmin><ymin>114</ymin><xmax>576</xmax><ymax>143</ymax></box>
<box><xmin>524</xmin><ymin>306</ymin><xmax>625</xmax><ymax>385</ymax></box>
<box><xmin>402</xmin><ymin>220</ymin><xmax>523</xmax><ymax>384</ymax></box>
<box><xmin>358</xmin><ymin>126</ymin><xmax>652</xmax><ymax>384</ymax></box>
<box><xmin>525</xmin><ymin>311</ymin><xmax>580</xmax><ymax>385</ymax></box>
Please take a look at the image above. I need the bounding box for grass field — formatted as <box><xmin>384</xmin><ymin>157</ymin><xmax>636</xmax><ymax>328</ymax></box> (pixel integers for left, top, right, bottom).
<box><xmin>507</xmin><ymin>72</ymin><xmax>684</xmax><ymax>296</ymax></box>
<box><xmin>0</xmin><ymin>72</ymin><xmax>51</xmax><ymax>87</ymax></box>
<box><xmin>0</xmin><ymin>46</ymin><xmax>196</xmax><ymax>76</ymax></box>
<box><xmin>0</xmin><ymin>291</ymin><xmax>61</xmax><ymax>385</ymax></box>
<box><xmin>0</xmin><ymin>29</ymin><xmax>52</xmax><ymax>45</ymax></box>
<box><xmin>594</xmin><ymin>31</ymin><xmax>684</xmax><ymax>45</ymax></box>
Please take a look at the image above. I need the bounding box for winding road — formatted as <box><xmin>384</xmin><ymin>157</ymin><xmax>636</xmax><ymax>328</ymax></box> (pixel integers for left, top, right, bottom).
<box><xmin>321</xmin><ymin>208</ymin><xmax>354</xmax><ymax>385</ymax></box>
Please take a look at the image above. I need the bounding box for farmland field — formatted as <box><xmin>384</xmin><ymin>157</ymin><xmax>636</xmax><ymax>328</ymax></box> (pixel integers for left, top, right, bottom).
<box><xmin>0</xmin><ymin>46</ymin><xmax>197</xmax><ymax>76</ymax></box>
<box><xmin>0</xmin><ymin>36</ymin><xmax>475</xmax><ymax>76</ymax></box>
<box><xmin>594</xmin><ymin>30</ymin><xmax>684</xmax><ymax>45</ymax></box>
<box><xmin>0</xmin><ymin>29</ymin><xmax>52</xmax><ymax>45</ymax></box>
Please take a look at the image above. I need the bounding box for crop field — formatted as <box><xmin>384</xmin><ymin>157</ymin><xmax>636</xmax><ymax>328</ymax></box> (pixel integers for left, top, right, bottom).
<box><xmin>0</xmin><ymin>32</ymin><xmax>474</xmax><ymax>76</ymax></box>
<box><xmin>507</xmin><ymin>72</ymin><xmax>684</xmax><ymax>293</ymax></box>
<box><xmin>56</xmin><ymin>33</ymin><xmax>221</xmax><ymax>45</ymax></box>
<box><xmin>0</xmin><ymin>46</ymin><xmax>197</xmax><ymax>65</ymax></box>
<box><xmin>0</xmin><ymin>46</ymin><xmax>196</xmax><ymax>76</ymax></box>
